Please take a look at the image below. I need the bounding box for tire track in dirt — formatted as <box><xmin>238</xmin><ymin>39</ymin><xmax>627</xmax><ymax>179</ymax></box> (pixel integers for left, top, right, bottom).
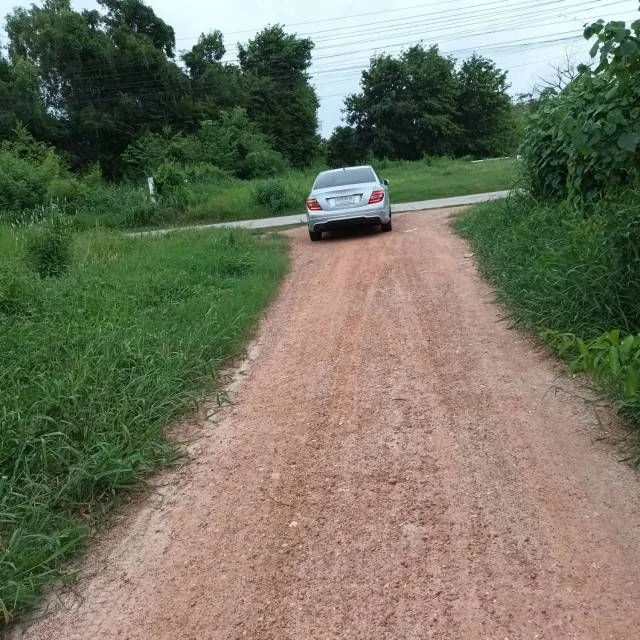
<box><xmin>13</xmin><ymin>210</ymin><xmax>640</xmax><ymax>640</ymax></box>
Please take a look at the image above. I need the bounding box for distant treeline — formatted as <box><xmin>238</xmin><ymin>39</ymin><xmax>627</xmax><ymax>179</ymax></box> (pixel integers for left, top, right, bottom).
<box><xmin>1</xmin><ymin>0</ymin><xmax>519</xmax><ymax>180</ymax></box>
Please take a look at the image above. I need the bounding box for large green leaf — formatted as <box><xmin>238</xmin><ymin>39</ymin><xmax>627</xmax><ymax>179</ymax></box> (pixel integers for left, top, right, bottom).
<box><xmin>617</xmin><ymin>131</ymin><xmax>640</xmax><ymax>152</ymax></box>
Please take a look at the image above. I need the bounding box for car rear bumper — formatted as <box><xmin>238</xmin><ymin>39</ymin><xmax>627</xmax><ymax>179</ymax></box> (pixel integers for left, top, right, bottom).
<box><xmin>307</xmin><ymin>204</ymin><xmax>390</xmax><ymax>231</ymax></box>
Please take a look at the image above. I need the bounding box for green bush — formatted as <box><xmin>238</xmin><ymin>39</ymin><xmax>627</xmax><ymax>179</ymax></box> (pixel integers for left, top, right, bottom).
<box><xmin>0</xmin><ymin>132</ymin><xmax>89</xmax><ymax>221</ymax></box>
<box><xmin>520</xmin><ymin>17</ymin><xmax>640</xmax><ymax>203</ymax></box>
<box><xmin>71</xmin><ymin>183</ymin><xmax>153</xmax><ymax>230</ymax></box>
<box><xmin>0</xmin><ymin>147</ymin><xmax>65</xmax><ymax>212</ymax></box>
<box><xmin>122</xmin><ymin>109</ymin><xmax>288</xmax><ymax>181</ymax></box>
<box><xmin>184</xmin><ymin>163</ymin><xmax>233</xmax><ymax>184</ymax></box>
<box><xmin>456</xmin><ymin>192</ymin><xmax>640</xmax><ymax>336</ymax></box>
<box><xmin>542</xmin><ymin>327</ymin><xmax>640</xmax><ymax>462</ymax></box>
<box><xmin>0</xmin><ymin>266</ymin><xmax>38</xmax><ymax>316</ymax></box>
<box><xmin>153</xmin><ymin>160</ymin><xmax>188</xmax><ymax>210</ymax></box>
<box><xmin>24</xmin><ymin>215</ymin><xmax>73</xmax><ymax>278</ymax></box>
<box><xmin>243</xmin><ymin>149</ymin><xmax>287</xmax><ymax>179</ymax></box>
<box><xmin>543</xmin><ymin>329</ymin><xmax>640</xmax><ymax>400</ymax></box>
<box><xmin>253</xmin><ymin>180</ymin><xmax>294</xmax><ymax>213</ymax></box>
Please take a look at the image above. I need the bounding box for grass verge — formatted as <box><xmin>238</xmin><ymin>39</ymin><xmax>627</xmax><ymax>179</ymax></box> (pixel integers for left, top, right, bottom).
<box><xmin>169</xmin><ymin>156</ymin><xmax>516</xmax><ymax>227</ymax></box>
<box><xmin>0</xmin><ymin>226</ymin><xmax>288</xmax><ymax>622</ymax></box>
<box><xmin>454</xmin><ymin>190</ymin><xmax>640</xmax><ymax>459</ymax></box>
<box><xmin>54</xmin><ymin>157</ymin><xmax>516</xmax><ymax>230</ymax></box>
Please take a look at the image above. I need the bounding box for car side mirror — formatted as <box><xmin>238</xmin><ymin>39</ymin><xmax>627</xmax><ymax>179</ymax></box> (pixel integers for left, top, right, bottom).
<box><xmin>383</xmin><ymin>179</ymin><xmax>390</xmax><ymax>186</ymax></box>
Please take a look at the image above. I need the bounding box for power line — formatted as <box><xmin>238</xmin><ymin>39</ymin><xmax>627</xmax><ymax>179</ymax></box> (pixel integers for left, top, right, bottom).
<box><xmin>306</xmin><ymin>0</ymin><xmax>625</xmax><ymax>47</ymax></box>
<box><xmin>32</xmin><ymin>30</ymin><xmax>585</xmax><ymax>99</ymax></box>
<box><xmin>229</xmin><ymin>0</ymin><xmax>600</xmax><ymax>49</ymax></box>
<box><xmin>216</xmin><ymin>0</ymin><xmax>624</xmax><ymax>64</ymax></box>
<box><xmin>174</xmin><ymin>0</ymin><xmax>514</xmax><ymax>40</ymax></box>
<box><xmin>24</xmin><ymin>0</ymin><xmax>624</xmax><ymax>84</ymax></box>
<box><xmin>19</xmin><ymin>32</ymin><xmax>584</xmax><ymax>107</ymax></box>
<box><xmin>2</xmin><ymin>1</ymin><xmax>632</xmax><ymax>112</ymax></box>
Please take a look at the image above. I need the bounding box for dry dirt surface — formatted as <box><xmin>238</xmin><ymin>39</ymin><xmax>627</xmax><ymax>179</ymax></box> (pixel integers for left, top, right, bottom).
<box><xmin>14</xmin><ymin>209</ymin><xmax>640</xmax><ymax>640</ymax></box>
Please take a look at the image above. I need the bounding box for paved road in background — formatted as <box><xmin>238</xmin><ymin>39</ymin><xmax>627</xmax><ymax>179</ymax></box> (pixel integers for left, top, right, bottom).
<box><xmin>129</xmin><ymin>189</ymin><xmax>510</xmax><ymax>236</ymax></box>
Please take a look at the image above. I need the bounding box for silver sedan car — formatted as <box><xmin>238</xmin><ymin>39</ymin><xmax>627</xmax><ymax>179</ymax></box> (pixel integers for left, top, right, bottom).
<box><xmin>305</xmin><ymin>165</ymin><xmax>392</xmax><ymax>241</ymax></box>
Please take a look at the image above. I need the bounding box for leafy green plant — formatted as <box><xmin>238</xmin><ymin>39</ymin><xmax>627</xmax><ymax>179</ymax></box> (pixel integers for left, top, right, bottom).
<box><xmin>153</xmin><ymin>160</ymin><xmax>189</xmax><ymax>210</ymax></box>
<box><xmin>24</xmin><ymin>214</ymin><xmax>73</xmax><ymax>278</ymax></box>
<box><xmin>519</xmin><ymin>16</ymin><xmax>640</xmax><ymax>203</ymax></box>
<box><xmin>253</xmin><ymin>180</ymin><xmax>294</xmax><ymax>214</ymax></box>
<box><xmin>542</xmin><ymin>329</ymin><xmax>640</xmax><ymax>400</ymax></box>
<box><xmin>0</xmin><ymin>136</ymin><xmax>70</xmax><ymax>214</ymax></box>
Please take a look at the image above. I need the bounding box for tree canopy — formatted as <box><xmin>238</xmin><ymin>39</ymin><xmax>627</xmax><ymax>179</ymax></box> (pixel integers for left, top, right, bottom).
<box><xmin>331</xmin><ymin>45</ymin><xmax>515</xmax><ymax>166</ymax></box>
<box><xmin>2</xmin><ymin>2</ymin><xmax>319</xmax><ymax>177</ymax></box>
<box><xmin>2</xmin><ymin>0</ymin><xmax>517</xmax><ymax>179</ymax></box>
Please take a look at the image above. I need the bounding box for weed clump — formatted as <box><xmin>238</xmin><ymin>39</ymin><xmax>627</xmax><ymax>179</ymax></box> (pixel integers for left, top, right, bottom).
<box><xmin>24</xmin><ymin>215</ymin><xmax>73</xmax><ymax>278</ymax></box>
<box><xmin>254</xmin><ymin>180</ymin><xmax>293</xmax><ymax>214</ymax></box>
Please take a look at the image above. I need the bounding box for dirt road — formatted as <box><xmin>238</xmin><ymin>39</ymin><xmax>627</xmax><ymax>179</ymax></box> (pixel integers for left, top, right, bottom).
<box><xmin>17</xmin><ymin>210</ymin><xmax>640</xmax><ymax>639</ymax></box>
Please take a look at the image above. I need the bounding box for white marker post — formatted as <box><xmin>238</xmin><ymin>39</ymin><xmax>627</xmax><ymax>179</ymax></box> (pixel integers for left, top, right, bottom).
<box><xmin>147</xmin><ymin>176</ymin><xmax>156</xmax><ymax>203</ymax></box>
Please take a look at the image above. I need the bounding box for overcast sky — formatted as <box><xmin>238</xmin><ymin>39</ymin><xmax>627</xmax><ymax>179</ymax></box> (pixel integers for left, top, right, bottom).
<box><xmin>6</xmin><ymin>0</ymin><xmax>640</xmax><ymax>135</ymax></box>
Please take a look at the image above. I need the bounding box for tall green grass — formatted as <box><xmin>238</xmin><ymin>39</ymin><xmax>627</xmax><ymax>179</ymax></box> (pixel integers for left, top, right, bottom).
<box><xmin>455</xmin><ymin>192</ymin><xmax>640</xmax><ymax>337</ymax></box>
<box><xmin>0</xmin><ymin>226</ymin><xmax>287</xmax><ymax>622</ymax></box>
<box><xmin>455</xmin><ymin>190</ymin><xmax>640</xmax><ymax>451</ymax></box>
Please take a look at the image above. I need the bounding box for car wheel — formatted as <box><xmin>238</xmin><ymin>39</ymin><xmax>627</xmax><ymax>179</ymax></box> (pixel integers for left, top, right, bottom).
<box><xmin>309</xmin><ymin>229</ymin><xmax>322</xmax><ymax>241</ymax></box>
<box><xmin>381</xmin><ymin>219</ymin><xmax>392</xmax><ymax>232</ymax></box>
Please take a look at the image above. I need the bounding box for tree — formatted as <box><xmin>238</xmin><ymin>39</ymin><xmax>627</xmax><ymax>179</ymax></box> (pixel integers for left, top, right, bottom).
<box><xmin>455</xmin><ymin>54</ymin><xmax>513</xmax><ymax>157</ymax></box>
<box><xmin>183</xmin><ymin>31</ymin><xmax>225</xmax><ymax>78</ymax></box>
<box><xmin>344</xmin><ymin>45</ymin><xmax>460</xmax><ymax>160</ymax></box>
<box><xmin>0</xmin><ymin>54</ymin><xmax>54</xmax><ymax>142</ymax></box>
<box><xmin>326</xmin><ymin>126</ymin><xmax>366</xmax><ymax>167</ymax></box>
<box><xmin>537</xmin><ymin>51</ymin><xmax>580</xmax><ymax>94</ymax></box>
<box><xmin>238</xmin><ymin>25</ymin><xmax>319</xmax><ymax>167</ymax></box>
<box><xmin>181</xmin><ymin>31</ymin><xmax>247</xmax><ymax>124</ymax></box>
<box><xmin>6</xmin><ymin>0</ymin><xmax>188</xmax><ymax>176</ymax></box>
<box><xmin>100</xmin><ymin>0</ymin><xmax>176</xmax><ymax>57</ymax></box>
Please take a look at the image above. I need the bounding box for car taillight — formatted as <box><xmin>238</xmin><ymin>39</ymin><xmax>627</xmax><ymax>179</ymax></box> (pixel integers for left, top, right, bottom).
<box><xmin>368</xmin><ymin>190</ymin><xmax>385</xmax><ymax>204</ymax></box>
<box><xmin>306</xmin><ymin>198</ymin><xmax>322</xmax><ymax>211</ymax></box>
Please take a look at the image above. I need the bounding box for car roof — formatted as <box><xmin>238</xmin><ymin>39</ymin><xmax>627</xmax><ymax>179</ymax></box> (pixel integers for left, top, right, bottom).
<box><xmin>317</xmin><ymin>165</ymin><xmax>374</xmax><ymax>176</ymax></box>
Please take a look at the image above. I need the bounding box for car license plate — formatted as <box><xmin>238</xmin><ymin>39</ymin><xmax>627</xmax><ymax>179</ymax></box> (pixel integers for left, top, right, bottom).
<box><xmin>335</xmin><ymin>195</ymin><xmax>356</xmax><ymax>205</ymax></box>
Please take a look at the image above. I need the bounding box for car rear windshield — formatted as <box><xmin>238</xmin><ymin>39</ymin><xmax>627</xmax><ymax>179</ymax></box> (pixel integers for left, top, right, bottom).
<box><xmin>313</xmin><ymin>168</ymin><xmax>376</xmax><ymax>189</ymax></box>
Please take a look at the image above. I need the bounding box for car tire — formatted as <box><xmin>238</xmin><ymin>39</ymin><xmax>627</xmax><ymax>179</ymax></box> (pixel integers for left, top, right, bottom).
<box><xmin>381</xmin><ymin>219</ymin><xmax>392</xmax><ymax>232</ymax></box>
<box><xmin>309</xmin><ymin>229</ymin><xmax>322</xmax><ymax>241</ymax></box>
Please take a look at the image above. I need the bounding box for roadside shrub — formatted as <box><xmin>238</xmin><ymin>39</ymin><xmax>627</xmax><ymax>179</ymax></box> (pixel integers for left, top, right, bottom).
<box><xmin>242</xmin><ymin>149</ymin><xmax>287</xmax><ymax>179</ymax></box>
<box><xmin>543</xmin><ymin>329</ymin><xmax>640</xmax><ymax>400</ymax></box>
<box><xmin>0</xmin><ymin>147</ymin><xmax>64</xmax><ymax>212</ymax></box>
<box><xmin>455</xmin><ymin>191</ymin><xmax>640</xmax><ymax>337</ymax></box>
<box><xmin>81</xmin><ymin>164</ymin><xmax>104</xmax><ymax>190</ymax></box>
<box><xmin>253</xmin><ymin>180</ymin><xmax>294</xmax><ymax>214</ymax></box>
<box><xmin>520</xmin><ymin>17</ymin><xmax>640</xmax><ymax>203</ymax></box>
<box><xmin>456</xmin><ymin>188</ymin><xmax>640</xmax><ymax>454</ymax></box>
<box><xmin>46</xmin><ymin>176</ymin><xmax>86</xmax><ymax>207</ymax></box>
<box><xmin>153</xmin><ymin>160</ymin><xmax>188</xmax><ymax>209</ymax></box>
<box><xmin>24</xmin><ymin>215</ymin><xmax>73</xmax><ymax>278</ymax></box>
<box><xmin>119</xmin><ymin>201</ymin><xmax>158</xmax><ymax>228</ymax></box>
<box><xmin>73</xmin><ymin>183</ymin><xmax>152</xmax><ymax>229</ymax></box>
<box><xmin>122</xmin><ymin>109</ymin><xmax>288</xmax><ymax>181</ymax></box>
<box><xmin>184</xmin><ymin>163</ymin><xmax>233</xmax><ymax>184</ymax></box>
